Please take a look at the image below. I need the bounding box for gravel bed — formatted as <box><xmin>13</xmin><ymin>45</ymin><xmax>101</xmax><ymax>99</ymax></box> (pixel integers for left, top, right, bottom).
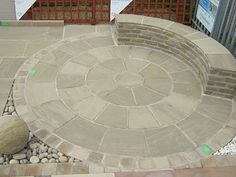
<box><xmin>0</xmin><ymin>85</ymin><xmax>80</xmax><ymax>165</ymax></box>
<box><xmin>214</xmin><ymin>137</ymin><xmax>236</xmax><ymax>155</ymax></box>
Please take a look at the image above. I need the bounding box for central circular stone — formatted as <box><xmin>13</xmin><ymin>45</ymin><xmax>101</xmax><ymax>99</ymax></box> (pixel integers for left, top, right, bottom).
<box><xmin>116</xmin><ymin>71</ymin><xmax>144</xmax><ymax>88</ymax></box>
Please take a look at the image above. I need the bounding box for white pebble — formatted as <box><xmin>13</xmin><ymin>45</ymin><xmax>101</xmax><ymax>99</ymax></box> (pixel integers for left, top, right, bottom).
<box><xmin>9</xmin><ymin>159</ymin><xmax>19</xmax><ymax>164</ymax></box>
<box><xmin>13</xmin><ymin>153</ymin><xmax>26</xmax><ymax>160</ymax></box>
<box><xmin>30</xmin><ymin>156</ymin><xmax>40</xmax><ymax>164</ymax></box>
<box><xmin>59</xmin><ymin>156</ymin><xmax>68</xmax><ymax>163</ymax></box>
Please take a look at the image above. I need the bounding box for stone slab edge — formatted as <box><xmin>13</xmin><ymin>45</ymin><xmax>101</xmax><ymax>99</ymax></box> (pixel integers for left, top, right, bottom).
<box><xmin>0</xmin><ymin>20</ymin><xmax>64</xmax><ymax>26</ymax></box>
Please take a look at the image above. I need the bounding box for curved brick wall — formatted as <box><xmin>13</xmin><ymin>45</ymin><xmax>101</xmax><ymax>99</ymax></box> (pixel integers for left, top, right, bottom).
<box><xmin>115</xmin><ymin>14</ymin><xmax>236</xmax><ymax>99</ymax></box>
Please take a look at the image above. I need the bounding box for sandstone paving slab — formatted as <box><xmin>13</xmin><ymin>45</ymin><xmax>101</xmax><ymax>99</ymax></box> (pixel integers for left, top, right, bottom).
<box><xmin>88</xmin><ymin>80</ymin><xmax>118</xmax><ymax>95</ymax></box>
<box><xmin>124</xmin><ymin>58</ymin><xmax>149</xmax><ymax>73</ymax></box>
<box><xmin>83</xmin><ymin>36</ymin><xmax>114</xmax><ymax>48</ymax></box>
<box><xmin>95</xmin><ymin>104</ymin><xmax>128</xmax><ymax>128</ymax></box>
<box><xmin>160</xmin><ymin>58</ymin><xmax>188</xmax><ymax>73</ymax></box>
<box><xmin>173</xmin><ymin>82</ymin><xmax>201</xmax><ymax>99</ymax></box>
<box><xmin>56</xmin><ymin>117</ymin><xmax>107</xmax><ymax>151</ymax></box>
<box><xmin>60</xmin><ymin>61</ymin><xmax>89</xmax><ymax>76</ymax></box>
<box><xmin>0</xmin><ymin>57</ymin><xmax>27</xmax><ymax>78</ymax></box>
<box><xmin>145</xmin><ymin>125</ymin><xmax>195</xmax><ymax>157</ymax></box>
<box><xmin>0</xmin><ymin>40</ymin><xmax>26</xmax><ymax>57</ymax></box>
<box><xmin>140</xmin><ymin>64</ymin><xmax>169</xmax><ymax>79</ymax></box>
<box><xmin>99</xmin><ymin>129</ymin><xmax>148</xmax><ymax>156</ymax></box>
<box><xmin>132</xmin><ymin>86</ymin><xmax>164</xmax><ymax>105</ymax></box>
<box><xmin>71</xmin><ymin>52</ymin><xmax>99</xmax><ymax>67</ymax></box>
<box><xmin>129</xmin><ymin>46</ymin><xmax>152</xmax><ymax>59</ymax></box>
<box><xmin>147</xmin><ymin>50</ymin><xmax>171</xmax><ymax>65</ymax></box>
<box><xmin>144</xmin><ymin>78</ymin><xmax>172</xmax><ymax>96</ymax></box>
<box><xmin>58</xmin><ymin>86</ymin><xmax>92</xmax><ymax>108</ymax></box>
<box><xmin>57</xmin><ymin>74</ymin><xmax>85</xmax><ymax>89</ymax></box>
<box><xmin>64</xmin><ymin>25</ymin><xmax>96</xmax><ymax>39</ymax></box>
<box><xmin>89</xmin><ymin>47</ymin><xmax>115</xmax><ymax>60</ymax></box>
<box><xmin>32</xmin><ymin>99</ymin><xmax>76</xmax><ymax>130</ymax></box>
<box><xmin>150</xmin><ymin>102</ymin><xmax>186</xmax><ymax>126</ymax></box>
<box><xmin>171</xmin><ymin>70</ymin><xmax>199</xmax><ymax>83</ymax></box>
<box><xmin>27</xmin><ymin>62</ymin><xmax>58</xmax><ymax>83</ymax></box>
<box><xmin>24</xmin><ymin>39</ymin><xmax>58</xmax><ymax>57</ymax></box>
<box><xmin>110</xmin><ymin>45</ymin><xmax>132</xmax><ymax>59</ymax></box>
<box><xmin>38</xmin><ymin>49</ymin><xmax>73</xmax><ymax>67</ymax></box>
<box><xmin>177</xmin><ymin>112</ymin><xmax>223</xmax><ymax>145</ymax></box>
<box><xmin>195</xmin><ymin>96</ymin><xmax>232</xmax><ymax>123</ymax></box>
<box><xmin>58</xmin><ymin>40</ymin><xmax>93</xmax><ymax>56</ymax></box>
<box><xmin>100</xmin><ymin>86</ymin><xmax>135</xmax><ymax>106</ymax></box>
<box><xmin>87</xmin><ymin>65</ymin><xmax>117</xmax><ymax>80</ymax></box>
<box><xmin>128</xmin><ymin>106</ymin><xmax>159</xmax><ymax>128</ymax></box>
<box><xmin>25</xmin><ymin>81</ymin><xmax>58</xmax><ymax>106</ymax></box>
<box><xmin>101</xmin><ymin>58</ymin><xmax>126</xmax><ymax>73</ymax></box>
<box><xmin>164</xmin><ymin>92</ymin><xmax>199</xmax><ymax>116</ymax></box>
<box><xmin>71</xmin><ymin>96</ymin><xmax>108</xmax><ymax>120</ymax></box>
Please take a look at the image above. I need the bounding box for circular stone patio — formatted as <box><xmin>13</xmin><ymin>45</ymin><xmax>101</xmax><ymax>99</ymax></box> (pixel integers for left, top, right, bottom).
<box><xmin>14</xmin><ymin>32</ymin><xmax>235</xmax><ymax>170</ymax></box>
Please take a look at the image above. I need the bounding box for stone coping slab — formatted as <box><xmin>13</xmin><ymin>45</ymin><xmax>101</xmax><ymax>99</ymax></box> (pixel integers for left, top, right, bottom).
<box><xmin>12</xmin><ymin>26</ymin><xmax>236</xmax><ymax>171</ymax></box>
<box><xmin>115</xmin><ymin>14</ymin><xmax>236</xmax><ymax>99</ymax></box>
<box><xmin>0</xmin><ymin>20</ymin><xmax>64</xmax><ymax>26</ymax></box>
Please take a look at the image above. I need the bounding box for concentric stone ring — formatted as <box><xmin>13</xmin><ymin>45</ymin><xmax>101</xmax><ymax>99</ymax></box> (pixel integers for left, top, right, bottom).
<box><xmin>14</xmin><ymin>14</ymin><xmax>236</xmax><ymax>171</ymax></box>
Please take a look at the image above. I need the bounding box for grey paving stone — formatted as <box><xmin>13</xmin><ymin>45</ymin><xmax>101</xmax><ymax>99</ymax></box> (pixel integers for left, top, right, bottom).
<box><xmin>145</xmin><ymin>125</ymin><xmax>195</xmax><ymax>156</ymax></box>
<box><xmin>177</xmin><ymin>112</ymin><xmax>222</xmax><ymax>145</ymax></box>
<box><xmin>171</xmin><ymin>70</ymin><xmax>199</xmax><ymax>84</ymax></box>
<box><xmin>95</xmin><ymin>104</ymin><xmax>128</xmax><ymax>128</ymax></box>
<box><xmin>125</xmin><ymin>58</ymin><xmax>149</xmax><ymax>73</ymax></box>
<box><xmin>102</xmin><ymin>58</ymin><xmax>126</xmax><ymax>73</ymax></box>
<box><xmin>147</xmin><ymin>50</ymin><xmax>171</xmax><ymax>65</ymax></box>
<box><xmin>57</xmin><ymin>74</ymin><xmax>85</xmax><ymax>89</ymax></box>
<box><xmin>39</xmin><ymin>49</ymin><xmax>73</xmax><ymax>67</ymax></box>
<box><xmin>173</xmin><ymin>83</ymin><xmax>201</xmax><ymax>99</ymax></box>
<box><xmin>32</xmin><ymin>99</ymin><xmax>76</xmax><ymax>129</ymax></box>
<box><xmin>71</xmin><ymin>96</ymin><xmax>108</xmax><ymax>120</ymax></box>
<box><xmin>100</xmin><ymin>129</ymin><xmax>148</xmax><ymax>156</ymax></box>
<box><xmin>128</xmin><ymin>106</ymin><xmax>160</xmax><ymax>128</ymax></box>
<box><xmin>58</xmin><ymin>86</ymin><xmax>92</xmax><ymax>108</ymax></box>
<box><xmin>27</xmin><ymin>62</ymin><xmax>58</xmax><ymax>83</ymax></box>
<box><xmin>83</xmin><ymin>36</ymin><xmax>114</xmax><ymax>48</ymax></box>
<box><xmin>144</xmin><ymin>78</ymin><xmax>172</xmax><ymax>96</ymax></box>
<box><xmin>0</xmin><ymin>40</ymin><xmax>26</xmax><ymax>57</ymax></box>
<box><xmin>160</xmin><ymin>58</ymin><xmax>188</xmax><ymax>73</ymax></box>
<box><xmin>24</xmin><ymin>40</ymin><xmax>58</xmax><ymax>57</ymax></box>
<box><xmin>58</xmin><ymin>40</ymin><xmax>92</xmax><ymax>56</ymax></box>
<box><xmin>130</xmin><ymin>46</ymin><xmax>152</xmax><ymax>60</ymax></box>
<box><xmin>25</xmin><ymin>81</ymin><xmax>58</xmax><ymax>106</ymax></box>
<box><xmin>71</xmin><ymin>52</ymin><xmax>99</xmax><ymax>67</ymax></box>
<box><xmin>64</xmin><ymin>25</ymin><xmax>96</xmax><ymax>38</ymax></box>
<box><xmin>56</xmin><ymin>117</ymin><xmax>107</xmax><ymax>151</ymax></box>
<box><xmin>140</xmin><ymin>64</ymin><xmax>169</xmax><ymax>79</ymax></box>
<box><xmin>196</xmin><ymin>95</ymin><xmax>232</xmax><ymax>123</ymax></box>
<box><xmin>100</xmin><ymin>86</ymin><xmax>136</xmax><ymax>106</ymax></box>
<box><xmin>133</xmin><ymin>86</ymin><xmax>163</xmax><ymax>105</ymax></box>
<box><xmin>0</xmin><ymin>57</ymin><xmax>26</xmax><ymax>78</ymax></box>
<box><xmin>150</xmin><ymin>101</ymin><xmax>186</xmax><ymax>126</ymax></box>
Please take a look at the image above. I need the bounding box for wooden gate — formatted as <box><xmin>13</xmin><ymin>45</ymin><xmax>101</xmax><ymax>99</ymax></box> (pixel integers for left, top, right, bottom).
<box><xmin>22</xmin><ymin>0</ymin><xmax>194</xmax><ymax>24</ymax></box>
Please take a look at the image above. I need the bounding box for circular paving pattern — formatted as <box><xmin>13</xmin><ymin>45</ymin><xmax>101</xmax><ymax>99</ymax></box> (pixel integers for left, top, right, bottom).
<box><xmin>15</xmin><ymin>34</ymin><xmax>234</xmax><ymax>170</ymax></box>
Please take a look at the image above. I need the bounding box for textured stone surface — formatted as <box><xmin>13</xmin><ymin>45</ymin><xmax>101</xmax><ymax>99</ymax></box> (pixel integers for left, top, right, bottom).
<box><xmin>0</xmin><ymin>115</ymin><xmax>29</xmax><ymax>154</ymax></box>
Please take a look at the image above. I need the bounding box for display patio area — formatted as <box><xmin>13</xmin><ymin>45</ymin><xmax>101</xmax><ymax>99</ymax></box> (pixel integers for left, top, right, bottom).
<box><xmin>0</xmin><ymin>15</ymin><xmax>236</xmax><ymax>173</ymax></box>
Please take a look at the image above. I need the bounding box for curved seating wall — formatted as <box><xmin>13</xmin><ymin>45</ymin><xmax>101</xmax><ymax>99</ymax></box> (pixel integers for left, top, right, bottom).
<box><xmin>115</xmin><ymin>14</ymin><xmax>236</xmax><ymax>99</ymax></box>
